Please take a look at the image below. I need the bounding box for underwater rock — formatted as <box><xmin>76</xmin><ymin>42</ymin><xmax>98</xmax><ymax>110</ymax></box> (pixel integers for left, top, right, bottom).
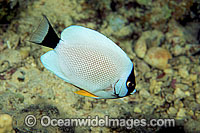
<box><xmin>136</xmin><ymin>0</ymin><xmax>151</xmax><ymax>6</ymax></box>
<box><xmin>172</xmin><ymin>45</ymin><xmax>184</xmax><ymax>56</ymax></box>
<box><xmin>113</xmin><ymin>25</ymin><xmax>133</xmax><ymax>38</ymax></box>
<box><xmin>146</xmin><ymin>95</ymin><xmax>165</xmax><ymax>108</ymax></box>
<box><xmin>167</xmin><ymin>20</ymin><xmax>198</xmax><ymax>48</ymax></box>
<box><xmin>195</xmin><ymin>111</ymin><xmax>200</xmax><ymax>121</ymax></box>
<box><xmin>0</xmin><ymin>0</ymin><xmax>32</xmax><ymax>24</ymax></box>
<box><xmin>140</xmin><ymin>104</ymin><xmax>154</xmax><ymax>115</ymax></box>
<box><xmin>185</xmin><ymin>44</ymin><xmax>200</xmax><ymax>56</ymax></box>
<box><xmin>107</xmin><ymin>14</ymin><xmax>133</xmax><ymax>38</ymax></box>
<box><xmin>0</xmin><ymin>49</ymin><xmax>22</xmax><ymax>64</ymax></box>
<box><xmin>176</xmin><ymin>108</ymin><xmax>186</xmax><ymax>120</ymax></box>
<box><xmin>152</xmin><ymin>96</ymin><xmax>165</xmax><ymax>107</ymax></box>
<box><xmin>146</xmin><ymin>4</ymin><xmax>172</xmax><ymax>30</ymax></box>
<box><xmin>196</xmin><ymin>93</ymin><xmax>200</xmax><ymax>104</ymax></box>
<box><xmin>175</xmin><ymin>83</ymin><xmax>189</xmax><ymax>91</ymax></box>
<box><xmin>134</xmin><ymin>81</ymin><xmax>143</xmax><ymax>91</ymax></box>
<box><xmin>184</xmin><ymin>91</ymin><xmax>190</xmax><ymax>97</ymax></box>
<box><xmin>189</xmin><ymin>74</ymin><xmax>197</xmax><ymax>82</ymax></box>
<box><xmin>145</xmin><ymin>30</ymin><xmax>164</xmax><ymax>48</ymax></box>
<box><xmin>153</xmin><ymin>85</ymin><xmax>161</xmax><ymax>95</ymax></box>
<box><xmin>170</xmin><ymin>41</ymin><xmax>200</xmax><ymax>57</ymax></box>
<box><xmin>11</xmin><ymin>69</ymin><xmax>25</xmax><ymax>84</ymax></box>
<box><xmin>166</xmin><ymin>20</ymin><xmax>188</xmax><ymax>46</ymax></box>
<box><xmin>174</xmin><ymin>99</ymin><xmax>184</xmax><ymax>109</ymax></box>
<box><xmin>144</xmin><ymin>71</ymin><xmax>152</xmax><ymax>79</ymax></box>
<box><xmin>149</xmin><ymin>80</ymin><xmax>162</xmax><ymax>94</ymax></box>
<box><xmin>134</xmin><ymin>30</ymin><xmax>164</xmax><ymax>58</ymax></box>
<box><xmin>187</xmin><ymin>110</ymin><xmax>194</xmax><ymax>117</ymax></box>
<box><xmin>144</xmin><ymin>47</ymin><xmax>172</xmax><ymax>69</ymax></box>
<box><xmin>109</xmin><ymin>14</ymin><xmax>126</xmax><ymax>32</ymax></box>
<box><xmin>184</xmin><ymin>119</ymin><xmax>200</xmax><ymax>133</ymax></box>
<box><xmin>165</xmin><ymin>94</ymin><xmax>176</xmax><ymax>103</ymax></box>
<box><xmin>137</xmin><ymin>60</ymin><xmax>150</xmax><ymax>74</ymax></box>
<box><xmin>183</xmin><ymin>96</ymin><xmax>197</xmax><ymax>109</ymax></box>
<box><xmin>19</xmin><ymin>46</ymin><xmax>30</xmax><ymax>59</ymax></box>
<box><xmin>163</xmin><ymin>68</ymin><xmax>174</xmax><ymax>74</ymax></box>
<box><xmin>179</xmin><ymin>56</ymin><xmax>191</xmax><ymax>65</ymax></box>
<box><xmin>119</xmin><ymin>40</ymin><xmax>135</xmax><ymax>57</ymax></box>
<box><xmin>134</xmin><ymin>106</ymin><xmax>142</xmax><ymax>113</ymax></box>
<box><xmin>0</xmin><ymin>114</ymin><xmax>14</xmax><ymax>133</ymax></box>
<box><xmin>134</xmin><ymin>36</ymin><xmax>147</xmax><ymax>58</ymax></box>
<box><xmin>178</xmin><ymin>67</ymin><xmax>189</xmax><ymax>79</ymax></box>
<box><xmin>194</xmin><ymin>83</ymin><xmax>200</xmax><ymax>94</ymax></box>
<box><xmin>139</xmin><ymin>89</ymin><xmax>150</xmax><ymax>99</ymax></box>
<box><xmin>174</xmin><ymin>88</ymin><xmax>186</xmax><ymax>99</ymax></box>
<box><xmin>167</xmin><ymin>107</ymin><xmax>178</xmax><ymax>116</ymax></box>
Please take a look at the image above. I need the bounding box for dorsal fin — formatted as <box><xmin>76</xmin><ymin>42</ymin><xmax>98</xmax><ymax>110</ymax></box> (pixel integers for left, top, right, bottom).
<box><xmin>30</xmin><ymin>15</ymin><xmax>60</xmax><ymax>49</ymax></box>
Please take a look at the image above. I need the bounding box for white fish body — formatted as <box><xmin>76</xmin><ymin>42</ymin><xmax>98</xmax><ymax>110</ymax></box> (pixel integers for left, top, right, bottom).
<box><xmin>30</xmin><ymin>16</ymin><xmax>136</xmax><ymax>99</ymax></box>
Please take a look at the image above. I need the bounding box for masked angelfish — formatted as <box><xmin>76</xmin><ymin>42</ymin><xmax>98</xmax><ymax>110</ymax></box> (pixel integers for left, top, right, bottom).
<box><xmin>30</xmin><ymin>15</ymin><xmax>136</xmax><ymax>99</ymax></box>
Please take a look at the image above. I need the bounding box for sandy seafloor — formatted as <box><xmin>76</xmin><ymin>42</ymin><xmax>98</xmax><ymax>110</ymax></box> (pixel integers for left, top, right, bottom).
<box><xmin>0</xmin><ymin>0</ymin><xmax>200</xmax><ymax>132</ymax></box>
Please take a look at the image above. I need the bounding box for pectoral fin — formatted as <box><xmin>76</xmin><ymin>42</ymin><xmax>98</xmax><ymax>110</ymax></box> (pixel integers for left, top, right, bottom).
<box><xmin>74</xmin><ymin>90</ymin><xmax>98</xmax><ymax>98</ymax></box>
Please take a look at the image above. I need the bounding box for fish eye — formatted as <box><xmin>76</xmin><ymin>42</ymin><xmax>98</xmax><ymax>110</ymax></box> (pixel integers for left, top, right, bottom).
<box><xmin>125</xmin><ymin>65</ymin><xmax>136</xmax><ymax>96</ymax></box>
<box><xmin>126</xmin><ymin>81</ymin><xmax>134</xmax><ymax>88</ymax></box>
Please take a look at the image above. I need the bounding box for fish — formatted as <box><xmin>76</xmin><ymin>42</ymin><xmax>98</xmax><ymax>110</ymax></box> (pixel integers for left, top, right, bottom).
<box><xmin>30</xmin><ymin>15</ymin><xmax>136</xmax><ymax>99</ymax></box>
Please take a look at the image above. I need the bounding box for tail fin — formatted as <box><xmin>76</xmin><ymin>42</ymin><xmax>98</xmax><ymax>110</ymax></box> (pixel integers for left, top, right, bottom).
<box><xmin>29</xmin><ymin>15</ymin><xmax>60</xmax><ymax>49</ymax></box>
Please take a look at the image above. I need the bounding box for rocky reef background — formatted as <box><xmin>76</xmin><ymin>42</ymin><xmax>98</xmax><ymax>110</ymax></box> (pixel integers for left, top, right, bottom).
<box><xmin>0</xmin><ymin>0</ymin><xmax>200</xmax><ymax>132</ymax></box>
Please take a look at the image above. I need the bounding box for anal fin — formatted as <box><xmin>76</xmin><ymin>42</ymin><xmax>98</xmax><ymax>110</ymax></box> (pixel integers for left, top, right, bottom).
<box><xmin>74</xmin><ymin>90</ymin><xmax>98</xmax><ymax>98</ymax></box>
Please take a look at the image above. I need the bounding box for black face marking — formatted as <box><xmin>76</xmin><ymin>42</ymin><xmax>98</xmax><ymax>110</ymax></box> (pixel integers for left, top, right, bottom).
<box><xmin>126</xmin><ymin>66</ymin><xmax>136</xmax><ymax>96</ymax></box>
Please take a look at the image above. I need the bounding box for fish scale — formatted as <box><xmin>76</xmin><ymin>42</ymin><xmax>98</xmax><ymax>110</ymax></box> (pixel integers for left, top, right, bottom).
<box><xmin>56</xmin><ymin>45</ymin><xmax>118</xmax><ymax>88</ymax></box>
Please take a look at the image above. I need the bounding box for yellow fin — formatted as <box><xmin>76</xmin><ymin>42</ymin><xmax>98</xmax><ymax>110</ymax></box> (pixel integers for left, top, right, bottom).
<box><xmin>42</xmin><ymin>46</ymin><xmax>53</xmax><ymax>52</ymax></box>
<box><xmin>74</xmin><ymin>90</ymin><xmax>98</xmax><ymax>98</ymax></box>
